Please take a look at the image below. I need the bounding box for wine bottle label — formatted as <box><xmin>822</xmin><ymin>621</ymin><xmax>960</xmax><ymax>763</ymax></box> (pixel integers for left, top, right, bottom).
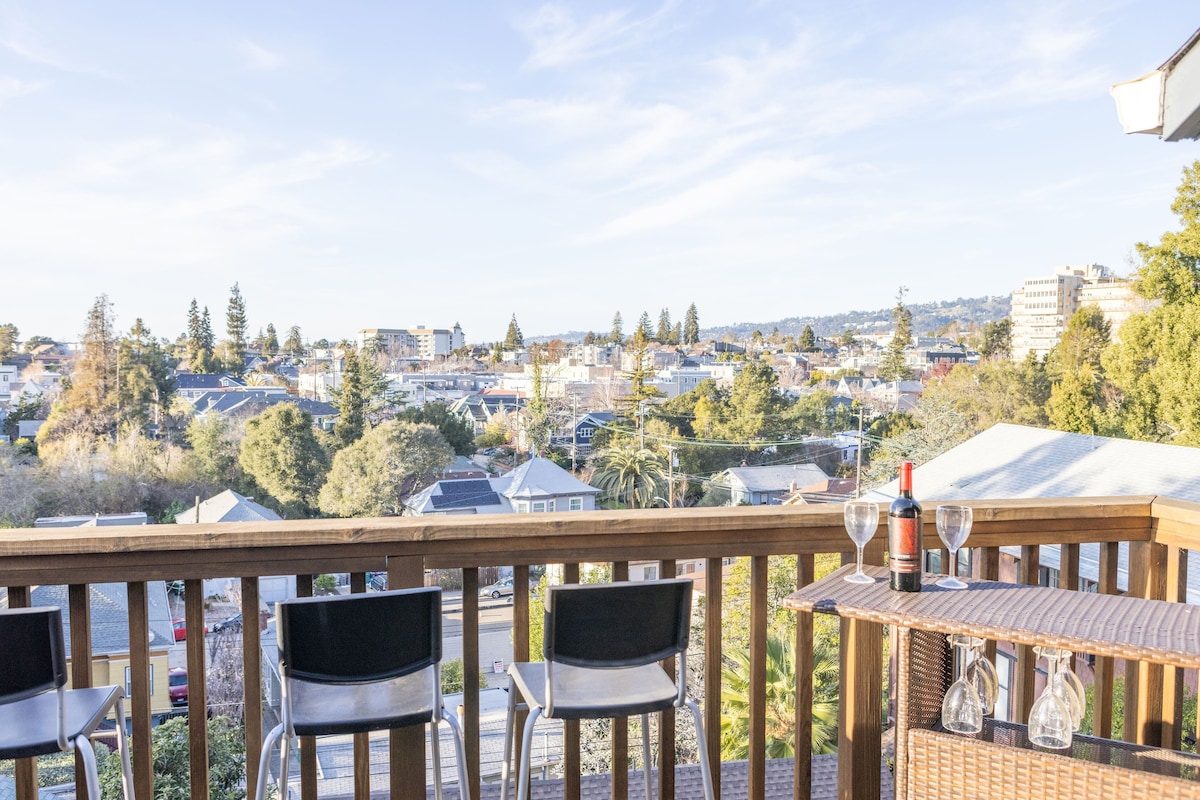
<box><xmin>890</xmin><ymin>517</ymin><xmax>921</xmax><ymax>573</ymax></box>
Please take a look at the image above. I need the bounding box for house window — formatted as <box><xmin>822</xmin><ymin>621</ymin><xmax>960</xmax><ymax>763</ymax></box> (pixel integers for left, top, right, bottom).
<box><xmin>126</xmin><ymin>664</ymin><xmax>154</xmax><ymax>698</ymax></box>
<box><xmin>569</xmin><ymin>497</ymin><xmax>582</xmax><ymax>511</ymax></box>
<box><xmin>516</xmin><ymin>501</ymin><xmax>529</xmax><ymax>513</ymax></box>
<box><xmin>532</xmin><ymin>500</ymin><xmax>555</xmax><ymax>513</ymax></box>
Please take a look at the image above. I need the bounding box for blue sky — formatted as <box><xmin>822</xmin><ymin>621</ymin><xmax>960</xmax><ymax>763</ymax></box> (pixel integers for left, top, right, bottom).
<box><xmin>2</xmin><ymin>1</ymin><xmax>1198</xmax><ymax>346</ymax></box>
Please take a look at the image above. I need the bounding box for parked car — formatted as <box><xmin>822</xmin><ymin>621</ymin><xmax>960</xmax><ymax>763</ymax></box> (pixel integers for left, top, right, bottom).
<box><xmin>172</xmin><ymin>618</ymin><xmax>207</xmax><ymax>642</ymax></box>
<box><xmin>479</xmin><ymin>577</ymin><xmax>515</xmax><ymax>599</ymax></box>
<box><xmin>168</xmin><ymin>667</ymin><xmax>188</xmax><ymax>707</ymax></box>
<box><xmin>212</xmin><ymin>613</ymin><xmax>242</xmax><ymax>633</ymax></box>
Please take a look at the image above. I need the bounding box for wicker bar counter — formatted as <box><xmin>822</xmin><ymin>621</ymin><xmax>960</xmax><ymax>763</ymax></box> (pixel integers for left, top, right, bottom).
<box><xmin>785</xmin><ymin>565</ymin><xmax>1200</xmax><ymax>800</ymax></box>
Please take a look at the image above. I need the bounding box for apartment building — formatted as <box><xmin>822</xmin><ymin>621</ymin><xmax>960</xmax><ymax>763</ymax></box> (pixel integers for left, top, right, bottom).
<box><xmin>357</xmin><ymin>323</ymin><xmax>465</xmax><ymax>360</ymax></box>
<box><xmin>1010</xmin><ymin>264</ymin><xmax>1148</xmax><ymax>359</ymax></box>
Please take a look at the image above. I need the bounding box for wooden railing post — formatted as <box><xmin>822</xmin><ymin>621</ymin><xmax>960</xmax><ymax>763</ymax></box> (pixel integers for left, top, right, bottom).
<box><xmin>563</xmin><ymin>563</ymin><xmax>581</xmax><ymax>800</ymax></box>
<box><xmin>296</xmin><ymin>574</ymin><xmax>316</xmax><ymax>800</ymax></box>
<box><xmin>794</xmin><ymin>555</ymin><xmax>815</xmax><ymax>800</ymax></box>
<box><xmin>704</xmin><ymin>556</ymin><xmax>724</xmax><ymax>800</ymax></box>
<box><xmin>1126</xmin><ymin>541</ymin><xmax>1167</xmax><ymax>746</ymax></box>
<box><xmin>184</xmin><ymin>578</ymin><xmax>210</xmax><ymax>800</ymax></box>
<box><xmin>611</xmin><ymin>561</ymin><xmax>630</xmax><ymax>800</ymax></box>
<box><xmin>838</xmin><ymin>614</ymin><xmax>882</xmax><ymax>800</ymax></box>
<box><xmin>388</xmin><ymin>557</ymin><xmax>426</xmax><ymax>800</ymax></box>
<box><xmin>462</xmin><ymin>567</ymin><xmax>481</xmax><ymax>800</ymax></box>
<box><xmin>348</xmin><ymin>573</ymin><xmax>371</xmax><ymax>800</ymax></box>
<box><xmin>748</xmin><ymin>555</ymin><xmax>768</xmax><ymax>800</ymax></box>
<box><xmin>1162</xmin><ymin>545</ymin><xmax>1188</xmax><ymax>750</ymax></box>
<box><xmin>659</xmin><ymin>558</ymin><xmax>678</xmax><ymax>800</ymax></box>
<box><xmin>1092</xmin><ymin>542</ymin><xmax>1119</xmax><ymax>739</ymax></box>
<box><xmin>8</xmin><ymin>585</ymin><xmax>37</xmax><ymax>800</ymax></box>
<box><xmin>1014</xmin><ymin>546</ymin><xmax>1040</xmax><ymax>722</ymax></box>
<box><xmin>126</xmin><ymin>581</ymin><xmax>154</xmax><ymax>800</ymax></box>
<box><xmin>243</xmin><ymin>577</ymin><xmax>265</xmax><ymax>800</ymax></box>
<box><xmin>69</xmin><ymin>583</ymin><xmax>93</xmax><ymax>800</ymax></box>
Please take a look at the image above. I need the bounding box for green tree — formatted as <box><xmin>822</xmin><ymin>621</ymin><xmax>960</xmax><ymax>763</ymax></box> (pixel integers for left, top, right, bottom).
<box><xmin>398</xmin><ymin>403</ymin><xmax>476</xmax><ymax>456</ymax></box>
<box><xmin>117</xmin><ymin>318</ymin><xmax>174</xmax><ymax>433</ymax></box>
<box><xmin>683</xmin><ymin>303</ymin><xmax>700</xmax><ymax>345</ymax></box>
<box><xmin>878</xmin><ymin>287</ymin><xmax>914</xmax><ymax>382</ymax></box>
<box><xmin>185</xmin><ymin>299</ymin><xmax>217</xmax><ymax>373</ymax></box>
<box><xmin>334</xmin><ymin>347</ymin><xmax>366</xmax><ymax>448</ymax></box>
<box><xmin>264</xmin><ymin>323</ymin><xmax>279</xmax><ymax>357</ymax></box>
<box><xmin>656</xmin><ymin>308</ymin><xmax>672</xmax><ymax>343</ymax></box>
<box><xmin>980</xmin><ymin>318</ymin><xmax>1013</xmax><ymax>360</ymax></box>
<box><xmin>840</xmin><ymin>328</ymin><xmax>856</xmax><ymax>348</ymax></box>
<box><xmin>921</xmin><ymin>356</ymin><xmax>1050</xmax><ymax>434</ymax></box>
<box><xmin>283</xmin><ymin>325</ymin><xmax>304</xmax><ymax>357</ymax></box>
<box><xmin>239</xmin><ymin>404</ymin><xmax>330</xmax><ymax>517</ymax></box>
<box><xmin>1046</xmin><ymin>307</ymin><xmax>1111</xmax><ymax>435</ymax></box>
<box><xmin>524</xmin><ymin>344</ymin><xmax>551</xmax><ymax>456</ymax></box>
<box><xmin>0</xmin><ymin>323</ymin><xmax>18</xmax><ymax>359</ymax></box>
<box><xmin>590</xmin><ymin>444</ymin><xmax>668</xmax><ymax>508</ymax></box>
<box><xmin>635</xmin><ymin>311</ymin><xmax>653</xmax><ymax>341</ymax></box>
<box><xmin>799</xmin><ymin>325</ymin><xmax>817</xmax><ymax>351</ymax></box>
<box><xmin>609</xmin><ymin>311</ymin><xmax>624</xmax><ymax>345</ymax></box>
<box><xmin>1105</xmin><ymin>160</ymin><xmax>1200</xmax><ymax>444</ymax></box>
<box><xmin>98</xmin><ymin>715</ymin><xmax>245</xmax><ymax>800</ymax></box>
<box><xmin>318</xmin><ymin>420</ymin><xmax>453</xmax><ymax>517</ymax></box>
<box><xmin>225</xmin><ymin>282</ymin><xmax>248</xmax><ymax>372</ymax></box>
<box><xmin>186</xmin><ymin>415</ymin><xmax>251</xmax><ymax>491</ymax></box>
<box><xmin>720</xmin><ymin>630</ymin><xmax>839</xmax><ymax>758</ymax></box>
<box><xmin>716</xmin><ymin>360</ymin><xmax>789</xmax><ymax>452</ymax></box>
<box><xmin>38</xmin><ymin>295</ymin><xmax>120</xmax><ymax>442</ymax></box>
<box><xmin>503</xmin><ymin>315</ymin><xmax>524</xmax><ymax>350</ymax></box>
<box><xmin>863</xmin><ymin>397</ymin><xmax>973</xmax><ymax>486</ymax></box>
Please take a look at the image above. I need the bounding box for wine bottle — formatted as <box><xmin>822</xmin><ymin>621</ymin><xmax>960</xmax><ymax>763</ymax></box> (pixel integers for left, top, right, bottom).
<box><xmin>888</xmin><ymin>460</ymin><xmax>923</xmax><ymax>592</ymax></box>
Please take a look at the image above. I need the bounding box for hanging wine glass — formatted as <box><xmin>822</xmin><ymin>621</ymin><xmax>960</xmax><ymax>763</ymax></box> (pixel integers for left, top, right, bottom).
<box><xmin>935</xmin><ymin>505</ymin><xmax>972</xmax><ymax>589</ymax></box>
<box><xmin>964</xmin><ymin>637</ymin><xmax>999</xmax><ymax>716</ymax></box>
<box><xmin>1028</xmin><ymin>646</ymin><xmax>1073</xmax><ymax>749</ymax></box>
<box><xmin>942</xmin><ymin>634</ymin><xmax>984</xmax><ymax>734</ymax></box>
<box><xmin>842</xmin><ymin>501</ymin><xmax>879</xmax><ymax>584</ymax></box>
<box><xmin>1046</xmin><ymin>648</ymin><xmax>1086</xmax><ymax>731</ymax></box>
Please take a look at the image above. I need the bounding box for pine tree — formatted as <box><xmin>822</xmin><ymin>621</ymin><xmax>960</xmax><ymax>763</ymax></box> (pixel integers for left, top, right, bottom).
<box><xmin>37</xmin><ymin>295</ymin><xmax>120</xmax><ymax>441</ymax></box>
<box><xmin>0</xmin><ymin>323</ymin><xmax>19</xmax><ymax>360</ymax></box>
<box><xmin>636</xmin><ymin>311</ymin><xmax>653</xmax><ymax>341</ymax></box>
<box><xmin>878</xmin><ymin>287</ymin><xmax>914</xmax><ymax>382</ymax></box>
<box><xmin>264</xmin><ymin>323</ymin><xmax>279</xmax><ymax>357</ymax></box>
<box><xmin>655</xmin><ymin>309</ymin><xmax>672</xmax><ymax>343</ymax></box>
<box><xmin>670</xmin><ymin>322</ymin><xmax>682</xmax><ymax>346</ymax></box>
<box><xmin>610</xmin><ymin>312</ymin><xmax>624</xmax><ymax>345</ymax></box>
<box><xmin>225</xmin><ymin>283</ymin><xmax>248</xmax><ymax>372</ymax></box>
<box><xmin>683</xmin><ymin>303</ymin><xmax>700</xmax><ymax>345</ymax></box>
<box><xmin>799</xmin><ymin>325</ymin><xmax>817</xmax><ymax>351</ymax></box>
<box><xmin>284</xmin><ymin>325</ymin><xmax>304</xmax><ymax>357</ymax></box>
<box><xmin>503</xmin><ymin>315</ymin><xmax>524</xmax><ymax>350</ymax></box>
<box><xmin>335</xmin><ymin>347</ymin><xmax>366</xmax><ymax>448</ymax></box>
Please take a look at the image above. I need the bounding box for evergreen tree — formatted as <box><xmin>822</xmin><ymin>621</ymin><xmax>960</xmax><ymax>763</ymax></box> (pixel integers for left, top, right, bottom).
<box><xmin>185</xmin><ymin>299</ymin><xmax>216</xmax><ymax>373</ymax></box>
<box><xmin>0</xmin><ymin>323</ymin><xmax>19</xmax><ymax>360</ymax></box>
<box><xmin>840</xmin><ymin>329</ymin><xmax>857</xmax><ymax>347</ymax></box>
<box><xmin>38</xmin><ymin>295</ymin><xmax>120</xmax><ymax>441</ymax></box>
<box><xmin>655</xmin><ymin>308</ymin><xmax>672</xmax><ymax>343</ymax></box>
<box><xmin>799</xmin><ymin>325</ymin><xmax>817</xmax><ymax>351</ymax></box>
<box><xmin>877</xmin><ymin>287</ymin><xmax>914</xmax><ymax>382</ymax></box>
<box><xmin>670</xmin><ymin>322</ymin><xmax>682</xmax><ymax>346</ymax></box>
<box><xmin>283</xmin><ymin>325</ymin><xmax>304</xmax><ymax>357</ymax></box>
<box><xmin>524</xmin><ymin>344</ymin><xmax>551</xmax><ymax>456</ymax></box>
<box><xmin>264</xmin><ymin>323</ymin><xmax>279</xmax><ymax>357</ymax></box>
<box><xmin>239</xmin><ymin>404</ymin><xmax>330</xmax><ymax>517</ymax></box>
<box><xmin>636</xmin><ymin>311</ymin><xmax>653</xmax><ymax>341</ymax></box>
<box><xmin>610</xmin><ymin>311</ymin><xmax>624</xmax><ymax>345</ymax></box>
<box><xmin>503</xmin><ymin>315</ymin><xmax>524</xmax><ymax>350</ymax></box>
<box><xmin>980</xmin><ymin>318</ymin><xmax>1013</xmax><ymax>360</ymax></box>
<box><xmin>683</xmin><ymin>303</ymin><xmax>700</xmax><ymax>345</ymax></box>
<box><xmin>225</xmin><ymin>283</ymin><xmax>248</xmax><ymax>372</ymax></box>
<box><xmin>318</xmin><ymin>421</ymin><xmax>454</xmax><ymax>517</ymax></box>
<box><xmin>118</xmin><ymin>318</ymin><xmax>174</xmax><ymax>433</ymax></box>
<box><xmin>335</xmin><ymin>347</ymin><xmax>366</xmax><ymax>448</ymax></box>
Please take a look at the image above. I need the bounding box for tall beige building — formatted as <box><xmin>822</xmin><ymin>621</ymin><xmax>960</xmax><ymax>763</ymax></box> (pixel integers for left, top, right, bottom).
<box><xmin>1010</xmin><ymin>264</ymin><xmax>1150</xmax><ymax>360</ymax></box>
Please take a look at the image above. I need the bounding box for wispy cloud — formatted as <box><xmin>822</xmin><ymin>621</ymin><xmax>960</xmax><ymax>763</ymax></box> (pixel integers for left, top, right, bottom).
<box><xmin>517</xmin><ymin>1</ymin><xmax>679</xmax><ymax>69</ymax></box>
<box><xmin>0</xmin><ymin>75</ymin><xmax>42</xmax><ymax>102</ymax></box>
<box><xmin>236</xmin><ymin>38</ymin><xmax>286</xmax><ymax>71</ymax></box>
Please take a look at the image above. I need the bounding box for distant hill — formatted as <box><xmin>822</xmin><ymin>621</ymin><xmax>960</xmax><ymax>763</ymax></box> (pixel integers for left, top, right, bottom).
<box><xmin>702</xmin><ymin>296</ymin><xmax>1012</xmax><ymax>341</ymax></box>
<box><xmin>533</xmin><ymin>296</ymin><xmax>1011</xmax><ymax>344</ymax></box>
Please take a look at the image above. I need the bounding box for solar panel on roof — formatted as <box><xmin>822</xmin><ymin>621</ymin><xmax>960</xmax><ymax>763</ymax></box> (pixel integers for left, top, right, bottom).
<box><xmin>439</xmin><ymin>480</ymin><xmax>491</xmax><ymax>497</ymax></box>
<box><xmin>430</xmin><ymin>491</ymin><xmax>501</xmax><ymax>510</ymax></box>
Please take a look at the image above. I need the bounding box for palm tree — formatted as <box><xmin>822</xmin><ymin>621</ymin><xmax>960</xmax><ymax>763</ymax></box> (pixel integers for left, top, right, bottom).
<box><xmin>719</xmin><ymin>629</ymin><xmax>839</xmax><ymax>758</ymax></box>
<box><xmin>590</xmin><ymin>444</ymin><xmax>668</xmax><ymax>508</ymax></box>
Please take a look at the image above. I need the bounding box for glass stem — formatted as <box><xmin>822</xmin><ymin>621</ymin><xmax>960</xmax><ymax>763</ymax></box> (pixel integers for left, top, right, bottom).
<box><xmin>856</xmin><ymin>545</ymin><xmax>864</xmax><ymax>575</ymax></box>
<box><xmin>948</xmin><ymin>548</ymin><xmax>957</xmax><ymax>579</ymax></box>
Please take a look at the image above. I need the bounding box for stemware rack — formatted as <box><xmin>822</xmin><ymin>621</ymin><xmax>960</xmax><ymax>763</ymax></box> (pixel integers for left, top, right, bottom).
<box><xmin>788</xmin><ymin>565</ymin><xmax>1200</xmax><ymax>800</ymax></box>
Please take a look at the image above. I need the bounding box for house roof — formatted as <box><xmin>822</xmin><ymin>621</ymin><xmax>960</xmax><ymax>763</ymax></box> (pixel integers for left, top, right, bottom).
<box><xmin>175</xmin><ymin>489</ymin><xmax>283</xmax><ymax>524</ymax></box>
<box><xmin>14</xmin><ymin>581</ymin><xmax>175</xmax><ymax>657</ymax></box>
<box><xmin>868</xmin><ymin>423</ymin><xmax>1200</xmax><ymax>601</ymax></box>
<box><xmin>499</xmin><ymin>457</ymin><xmax>601</xmax><ymax>500</ymax></box>
<box><xmin>175</xmin><ymin>373</ymin><xmax>247</xmax><ymax>390</ymax></box>
<box><xmin>191</xmin><ymin>390</ymin><xmax>337</xmax><ymax>419</ymax></box>
<box><xmin>722</xmin><ymin>464</ymin><xmax>830</xmax><ymax>494</ymax></box>
<box><xmin>406</xmin><ymin>478</ymin><xmax>510</xmax><ymax>515</ymax></box>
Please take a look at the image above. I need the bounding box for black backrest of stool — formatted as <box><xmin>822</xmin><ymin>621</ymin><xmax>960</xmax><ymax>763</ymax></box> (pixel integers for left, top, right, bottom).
<box><xmin>278</xmin><ymin>587</ymin><xmax>441</xmax><ymax>684</ymax></box>
<box><xmin>544</xmin><ymin>579</ymin><xmax>691</xmax><ymax>668</ymax></box>
<box><xmin>0</xmin><ymin>607</ymin><xmax>66</xmax><ymax>704</ymax></box>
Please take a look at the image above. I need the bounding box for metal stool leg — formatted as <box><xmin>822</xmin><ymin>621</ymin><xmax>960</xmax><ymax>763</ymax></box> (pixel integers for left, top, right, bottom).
<box><xmin>641</xmin><ymin>713</ymin><xmax>653</xmax><ymax>800</ymax></box>
<box><xmin>686</xmin><ymin>699</ymin><xmax>716</xmax><ymax>800</ymax></box>
<box><xmin>500</xmin><ymin>682</ymin><xmax>519</xmax><ymax>800</ymax></box>
<box><xmin>515</xmin><ymin>707</ymin><xmax>542</xmax><ymax>800</ymax></box>
<box><xmin>255</xmin><ymin>723</ymin><xmax>285</xmax><ymax>800</ymax></box>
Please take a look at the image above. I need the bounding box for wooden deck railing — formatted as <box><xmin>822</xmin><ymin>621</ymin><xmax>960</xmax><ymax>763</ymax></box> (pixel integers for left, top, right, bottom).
<box><xmin>1</xmin><ymin>495</ymin><xmax>1196</xmax><ymax>800</ymax></box>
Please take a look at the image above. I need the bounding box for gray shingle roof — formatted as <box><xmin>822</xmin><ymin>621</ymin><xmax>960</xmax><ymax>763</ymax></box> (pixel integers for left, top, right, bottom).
<box><xmin>723</xmin><ymin>464</ymin><xmax>830</xmax><ymax>493</ymax></box>
<box><xmin>24</xmin><ymin>581</ymin><xmax>174</xmax><ymax>656</ymax></box>
<box><xmin>175</xmin><ymin>489</ymin><xmax>283</xmax><ymax>524</ymax></box>
<box><xmin>501</xmin><ymin>457</ymin><xmax>601</xmax><ymax>500</ymax></box>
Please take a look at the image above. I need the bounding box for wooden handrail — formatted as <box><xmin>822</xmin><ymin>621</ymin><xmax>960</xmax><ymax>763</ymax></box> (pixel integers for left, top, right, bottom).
<box><xmin>3</xmin><ymin>495</ymin><xmax>1199</xmax><ymax>800</ymax></box>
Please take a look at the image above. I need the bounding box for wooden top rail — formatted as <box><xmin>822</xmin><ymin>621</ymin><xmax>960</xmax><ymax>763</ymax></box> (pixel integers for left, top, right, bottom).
<box><xmin>0</xmin><ymin>496</ymin><xmax>1187</xmax><ymax>586</ymax></box>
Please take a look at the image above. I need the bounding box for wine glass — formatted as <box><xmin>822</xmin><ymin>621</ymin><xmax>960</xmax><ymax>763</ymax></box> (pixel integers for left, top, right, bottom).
<box><xmin>842</xmin><ymin>501</ymin><xmax>879</xmax><ymax>584</ymax></box>
<box><xmin>965</xmin><ymin>638</ymin><xmax>1000</xmax><ymax>716</ymax></box>
<box><xmin>935</xmin><ymin>505</ymin><xmax>973</xmax><ymax>589</ymax></box>
<box><xmin>1045</xmin><ymin>648</ymin><xmax>1086</xmax><ymax>731</ymax></box>
<box><xmin>1028</xmin><ymin>646</ymin><xmax>1074</xmax><ymax>749</ymax></box>
<box><xmin>942</xmin><ymin>634</ymin><xmax>984</xmax><ymax>734</ymax></box>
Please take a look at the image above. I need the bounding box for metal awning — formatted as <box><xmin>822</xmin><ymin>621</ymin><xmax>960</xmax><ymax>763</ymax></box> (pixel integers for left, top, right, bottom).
<box><xmin>1111</xmin><ymin>27</ymin><xmax>1200</xmax><ymax>141</ymax></box>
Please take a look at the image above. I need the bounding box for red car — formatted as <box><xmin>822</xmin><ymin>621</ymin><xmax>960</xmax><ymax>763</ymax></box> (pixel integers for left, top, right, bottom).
<box><xmin>172</xmin><ymin>618</ymin><xmax>207</xmax><ymax>642</ymax></box>
<box><xmin>168</xmin><ymin>667</ymin><xmax>188</xmax><ymax>706</ymax></box>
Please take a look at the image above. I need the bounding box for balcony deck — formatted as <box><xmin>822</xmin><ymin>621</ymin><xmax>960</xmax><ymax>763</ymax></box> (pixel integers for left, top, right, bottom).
<box><xmin>0</xmin><ymin>496</ymin><xmax>1196</xmax><ymax>800</ymax></box>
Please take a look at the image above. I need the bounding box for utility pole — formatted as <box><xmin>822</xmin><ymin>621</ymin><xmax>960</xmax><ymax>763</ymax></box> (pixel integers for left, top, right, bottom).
<box><xmin>638</xmin><ymin>400</ymin><xmax>647</xmax><ymax>449</ymax></box>
<box><xmin>571</xmin><ymin>394</ymin><xmax>578</xmax><ymax>473</ymax></box>
<box><xmin>665</xmin><ymin>443</ymin><xmax>677</xmax><ymax>507</ymax></box>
